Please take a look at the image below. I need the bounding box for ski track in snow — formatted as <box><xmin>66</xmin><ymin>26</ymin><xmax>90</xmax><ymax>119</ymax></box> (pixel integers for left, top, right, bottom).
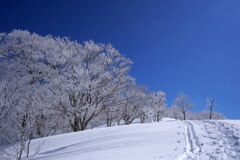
<box><xmin>177</xmin><ymin>121</ymin><xmax>202</xmax><ymax>160</ymax></box>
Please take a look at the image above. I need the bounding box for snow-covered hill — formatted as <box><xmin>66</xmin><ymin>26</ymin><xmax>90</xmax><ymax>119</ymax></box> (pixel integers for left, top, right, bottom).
<box><xmin>2</xmin><ymin>118</ymin><xmax>240</xmax><ymax>160</ymax></box>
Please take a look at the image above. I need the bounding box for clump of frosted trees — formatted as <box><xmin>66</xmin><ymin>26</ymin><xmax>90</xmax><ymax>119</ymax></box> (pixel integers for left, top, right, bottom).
<box><xmin>0</xmin><ymin>30</ymin><xmax>167</xmax><ymax>159</ymax></box>
<box><xmin>166</xmin><ymin>93</ymin><xmax>225</xmax><ymax>120</ymax></box>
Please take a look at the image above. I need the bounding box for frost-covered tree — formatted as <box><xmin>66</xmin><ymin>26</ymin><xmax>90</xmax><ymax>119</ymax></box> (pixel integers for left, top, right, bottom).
<box><xmin>52</xmin><ymin>41</ymin><xmax>132</xmax><ymax>131</ymax></box>
<box><xmin>174</xmin><ymin>93</ymin><xmax>194</xmax><ymax>120</ymax></box>
<box><xmin>0</xmin><ymin>30</ymin><xmax>132</xmax><ymax>132</ymax></box>
<box><xmin>119</xmin><ymin>84</ymin><xmax>147</xmax><ymax>125</ymax></box>
<box><xmin>0</xmin><ymin>80</ymin><xmax>48</xmax><ymax>159</ymax></box>
<box><xmin>166</xmin><ymin>105</ymin><xmax>181</xmax><ymax>120</ymax></box>
<box><xmin>206</xmin><ymin>98</ymin><xmax>217</xmax><ymax>120</ymax></box>
<box><xmin>148</xmin><ymin>92</ymin><xmax>166</xmax><ymax>122</ymax></box>
<box><xmin>100</xmin><ymin>103</ymin><xmax>121</xmax><ymax>127</ymax></box>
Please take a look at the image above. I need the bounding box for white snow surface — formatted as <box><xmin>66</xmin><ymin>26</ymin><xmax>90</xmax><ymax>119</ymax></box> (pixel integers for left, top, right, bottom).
<box><xmin>2</xmin><ymin>118</ymin><xmax>240</xmax><ymax>160</ymax></box>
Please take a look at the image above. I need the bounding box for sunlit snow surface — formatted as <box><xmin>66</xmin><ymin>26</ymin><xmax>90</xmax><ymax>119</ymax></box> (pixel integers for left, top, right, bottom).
<box><xmin>2</xmin><ymin>118</ymin><xmax>240</xmax><ymax>160</ymax></box>
<box><xmin>28</xmin><ymin>118</ymin><xmax>185</xmax><ymax>160</ymax></box>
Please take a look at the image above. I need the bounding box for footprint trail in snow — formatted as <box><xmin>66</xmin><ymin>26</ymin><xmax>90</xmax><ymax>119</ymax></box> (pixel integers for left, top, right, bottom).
<box><xmin>178</xmin><ymin>120</ymin><xmax>240</xmax><ymax>160</ymax></box>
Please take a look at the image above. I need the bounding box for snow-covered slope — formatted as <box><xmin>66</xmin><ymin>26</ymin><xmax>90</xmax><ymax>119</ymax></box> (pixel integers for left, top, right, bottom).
<box><xmin>2</xmin><ymin>119</ymin><xmax>240</xmax><ymax>160</ymax></box>
<box><xmin>28</xmin><ymin>118</ymin><xmax>185</xmax><ymax>160</ymax></box>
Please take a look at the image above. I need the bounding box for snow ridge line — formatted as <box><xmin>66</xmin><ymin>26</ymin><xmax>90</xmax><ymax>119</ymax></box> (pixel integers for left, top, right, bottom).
<box><xmin>177</xmin><ymin>121</ymin><xmax>202</xmax><ymax>160</ymax></box>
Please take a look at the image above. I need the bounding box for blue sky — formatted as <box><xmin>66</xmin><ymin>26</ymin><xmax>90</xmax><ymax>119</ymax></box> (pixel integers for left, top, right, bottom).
<box><xmin>1</xmin><ymin>0</ymin><xmax>240</xmax><ymax>118</ymax></box>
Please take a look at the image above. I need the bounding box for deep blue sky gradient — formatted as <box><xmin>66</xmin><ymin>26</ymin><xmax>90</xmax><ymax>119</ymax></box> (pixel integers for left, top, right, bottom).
<box><xmin>0</xmin><ymin>0</ymin><xmax>240</xmax><ymax>118</ymax></box>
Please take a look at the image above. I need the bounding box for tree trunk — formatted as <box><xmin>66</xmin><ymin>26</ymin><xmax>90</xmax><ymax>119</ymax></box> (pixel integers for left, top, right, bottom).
<box><xmin>106</xmin><ymin>118</ymin><xmax>112</xmax><ymax>127</ymax></box>
<box><xmin>140</xmin><ymin>114</ymin><xmax>147</xmax><ymax>123</ymax></box>
<box><xmin>26</xmin><ymin>137</ymin><xmax>31</xmax><ymax>158</ymax></box>
<box><xmin>70</xmin><ymin>117</ymin><xmax>81</xmax><ymax>132</ymax></box>
<box><xmin>209</xmin><ymin>108</ymin><xmax>213</xmax><ymax>120</ymax></box>
<box><xmin>80</xmin><ymin>123</ymin><xmax>87</xmax><ymax>131</ymax></box>
<box><xmin>18</xmin><ymin>134</ymin><xmax>25</xmax><ymax>160</ymax></box>
<box><xmin>156</xmin><ymin>111</ymin><xmax>161</xmax><ymax>122</ymax></box>
<box><xmin>183</xmin><ymin>112</ymin><xmax>186</xmax><ymax>120</ymax></box>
